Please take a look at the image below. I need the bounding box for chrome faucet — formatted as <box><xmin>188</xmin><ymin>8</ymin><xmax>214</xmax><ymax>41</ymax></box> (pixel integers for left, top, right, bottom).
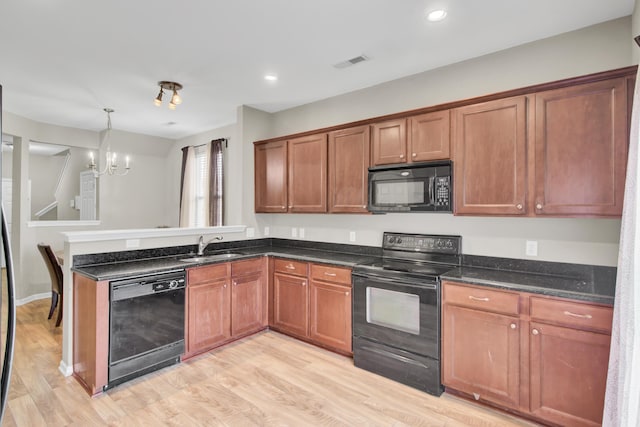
<box><xmin>197</xmin><ymin>235</ymin><xmax>223</xmax><ymax>256</ymax></box>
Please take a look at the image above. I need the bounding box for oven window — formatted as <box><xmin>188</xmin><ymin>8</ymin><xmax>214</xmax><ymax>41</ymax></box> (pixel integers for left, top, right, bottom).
<box><xmin>374</xmin><ymin>180</ymin><xmax>425</xmax><ymax>205</ymax></box>
<box><xmin>366</xmin><ymin>287</ymin><xmax>420</xmax><ymax>335</ymax></box>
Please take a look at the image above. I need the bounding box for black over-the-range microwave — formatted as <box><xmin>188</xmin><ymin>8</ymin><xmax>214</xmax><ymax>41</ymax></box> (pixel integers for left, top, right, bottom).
<box><xmin>367</xmin><ymin>161</ymin><xmax>452</xmax><ymax>213</ymax></box>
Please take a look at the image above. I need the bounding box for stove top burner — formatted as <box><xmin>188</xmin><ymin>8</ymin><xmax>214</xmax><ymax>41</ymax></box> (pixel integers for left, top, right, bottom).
<box><xmin>355</xmin><ymin>259</ymin><xmax>455</xmax><ymax>278</ymax></box>
<box><xmin>353</xmin><ymin>232</ymin><xmax>462</xmax><ymax>281</ymax></box>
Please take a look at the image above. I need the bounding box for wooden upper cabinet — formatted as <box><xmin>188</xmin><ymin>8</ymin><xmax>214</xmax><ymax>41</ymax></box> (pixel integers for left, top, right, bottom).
<box><xmin>453</xmin><ymin>96</ymin><xmax>528</xmax><ymax>215</ymax></box>
<box><xmin>372</xmin><ymin>119</ymin><xmax>407</xmax><ymax>165</ymax></box>
<box><xmin>408</xmin><ymin>110</ymin><xmax>451</xmax><ymax>161</ymax></box>
<box><xmin>328</xmin><ymin>125</ymin><xmax>370</xmax><ymax>213</ymax></box>
<box><xmin>288</xmin><ymin>133</ymin><xmax>328</xmax><ymax>213</ymax></box>
<box><xmin>254</xmin><ymin>140</ymin><xmax>287</xmax><ymax>213</ymax></box>
<box><xmin>533</xmin><ymin>78</ymin><xmax>628</xmax><ymax>216</ymax></box>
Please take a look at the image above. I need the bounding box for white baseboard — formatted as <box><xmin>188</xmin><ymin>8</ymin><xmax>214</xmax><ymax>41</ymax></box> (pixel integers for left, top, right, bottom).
<box><xmin>16</xmin><ymin>292</ymin><xmax>50</xmax><ymax>306</ymax></box>
<box><xmin>58</xmin><ymin>359</ymin><xmax>73</xmax><ymax>377</ymax></box>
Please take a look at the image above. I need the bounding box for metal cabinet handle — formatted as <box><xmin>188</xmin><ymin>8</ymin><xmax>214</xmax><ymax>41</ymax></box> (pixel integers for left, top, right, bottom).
<box><xmin>233</xmin><ymin>281</ymin><xmax>237</xmax><ymax>286</ymax></box>
<box><xmin>399</xmin><ymin>154</ymin><xmax>404</xmax><ymax>159</ymax></box>
<box><xmin>536</xmin><ymin>203</ymin><xmax>543</xmax><ymax>210</ymax></box>
<box><xmin>564</xmin><ymin>310</ymin><xmax>593</xmax><ymax>319</ymax></box>
<box><xmin>223</xmin><ymin>284</ymin><xmax>227</xmax><ymax>288</ymax></box>
<box><xmin>324</xmin><ymin>272</ymin><xmax>337</xmax><ymax>277</ymax></box>
<box><xmin>345</xmin><ymin>291</ymin><xmax>350</xmax><ymax>296</ymax></box>
<box><xmin>532</xmin><ymin>329</ymin><xmax>539</xmax><ymax>335</ymax></box>
<box><xmin>288</xmin><ymin>205</ymin><xmax>293</xmax><ymax>209</ymax></box>
<box><xmin>286</xmin><ymin>265</ymin><xmax>295</xmax><ymax>270</ymax></box>
<box><xmin>412</xmin><ymin>153</ymin><xmax>417</xmax><ymax>157</ymax></box>
<box><xmin>301</xmin><ymin>281</ymin><xmax>306</xmax><ymax>287</ymax></box>
<box><xmin>468</xmin><ymin>296</ymin><xmax>490</xmax><ymax>302</ymax></box>
<box><xmin>516</xmin><ymin>204</ymin><xmax>523</xmax><ymax>210</ymax></box>
<box><xmin>510</xmin><ymin>323</ymin><xmax>517</xmax><ymax>329</ymax></box>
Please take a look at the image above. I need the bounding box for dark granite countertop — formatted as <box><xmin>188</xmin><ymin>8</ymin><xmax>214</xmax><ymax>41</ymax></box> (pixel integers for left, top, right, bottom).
<box><xmin>441</xmin><ymin>266</ymin><xmax>614</xmax><ymax>305</ymax></box>
<box><xmin>71</xmin><ymin>238</ymin><xmax>615</xmax><ymax>305</ymax></box>
<box><xmin>71</xmin><ymin>242</ymin><xmax>379</xmax><ymax>281</ymax></box>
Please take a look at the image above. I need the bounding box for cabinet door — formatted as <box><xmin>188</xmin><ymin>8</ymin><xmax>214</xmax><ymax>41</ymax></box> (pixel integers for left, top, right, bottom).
<box><xmin>442</xmin><ymin>304</ymin><xmax>521</xmax><ymax>409</ymax></box>
<box><xmin>231</xmin><ymin>273</ymin><xmax>266</xmax><ymax>337</ymax></box>
<box><xmin>453</xmin><ymin>96</ymin><xmax>527</xmax><ymax>215</ymax></box>
<box><xmin>534</xmin><ymin>78</ymin><xmax>627</xmax><ymax>216</ymax></box>
<box><xmin>310</xmin><ymin>280</ymin><xmax>352</xmax><ymax>353</ymax></box>
<box><xmin>372</xmin><ymin>119</ymin><xmax>407</xmax><ymax>165</ymax></box>
<box><xmin>408</xmin><ymin>110</ymin><xmax>450</xmax><ymax>161</ymax></box>
<box><xmin>254</xmin><ymin>140</ymin><xmax>287</xmax><ymax>212</ymax></box>
<box><xmin>328</xmin><ymin>125</ymin><xmax>370</xmax><ymax>213</ymax></box>
<box><xmin>186</xmin><ymin>279</ymin><xmax>231</xmax><ymax>354</ymax></box>
<box><xmin>272</xmin><ymin>272</ymin><xmax>309</xmax><ymax>338</ymax></box>
<box><xmin>529</xmin><ymin>322</ymin><xmax>610</xmax><ymax>427</ymax></box>
<box><xmin>288</xmin><ymin>133</ymin><xmax>328</xmax><ymax>212</ymax></box>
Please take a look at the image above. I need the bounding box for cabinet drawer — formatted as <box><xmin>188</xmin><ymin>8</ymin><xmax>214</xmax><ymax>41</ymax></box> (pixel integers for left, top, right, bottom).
<box><xmin>310</xmin><ymin>264</ymin><xmax>351</xmax><ymax>286</ymax></box>
<box><xmin>443</xmin><ymin>282</ymin><xmax>520</xmax><ymax>315</ymax></box>
<box><xmin>231</xmin><ymin>257</ymin><xmax>263</xmax><ymax>277</ymax></box>
<box><xmin>274</xmin><ymin>258</ymin><xmax>308</xmax><ymax>276</ymax></box>
<box><xmin>530</xmin><ymin>297</ymin><xmax>612</xmax><ymax>333</ymax></box>
<box><xmin>188</xmin><ymin>263</ymin><xmax>229</xmax><ymax>286</ymax></box>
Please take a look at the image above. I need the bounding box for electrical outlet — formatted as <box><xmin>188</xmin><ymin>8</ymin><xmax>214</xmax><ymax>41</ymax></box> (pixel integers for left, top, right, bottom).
<box><xmin>264</xmin><ymin>226</ymin><xmax>270</xmax><ymax>236</ymax></box>
<box><xmin>291</xmin><ymin>228</ymin><xmax>298</xmax><ymax>238</ymax></box>
<box><xmin>246</xmin><ymin>227</ymin><xmax>255</xmax><ymax>238</ymax></box>
<box><xmin>299</xmin><ymin>228</ymin><xmax>305</xmax><ymax>239</ymax></box>
<box><xmin>349</xmin><ymin>231</ymin><xmax>356</xmax><ymax>242</ymax></box>
<box><xmin>526</xmin><ymin>240</ymin><xmax>538</xmax><ymax>257</ymax></box>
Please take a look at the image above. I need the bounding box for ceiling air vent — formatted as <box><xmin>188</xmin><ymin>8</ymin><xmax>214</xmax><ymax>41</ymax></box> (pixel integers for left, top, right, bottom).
<box><xmin>333</xmin><ymin>54</ymin><xmax>370</xmax><ymax>69</ymax></box>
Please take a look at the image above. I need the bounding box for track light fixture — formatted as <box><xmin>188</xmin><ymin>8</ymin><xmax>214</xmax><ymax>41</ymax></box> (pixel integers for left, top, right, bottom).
<box><xmin>155</xmin><ymin>81</ymin><xmax>183</xmax><ymax>109</ymax></box>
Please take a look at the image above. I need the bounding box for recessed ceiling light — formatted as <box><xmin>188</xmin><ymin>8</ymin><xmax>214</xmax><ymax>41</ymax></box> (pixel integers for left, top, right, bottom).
<box><xmin>264</xmin><ymin>74</ymin><xmax>278</xmax><ymax>82</ymax></box>
<box><xmin>426</xmin><ymin>9</ymin><xmax>447</xmax><ymax>22</ymax></box>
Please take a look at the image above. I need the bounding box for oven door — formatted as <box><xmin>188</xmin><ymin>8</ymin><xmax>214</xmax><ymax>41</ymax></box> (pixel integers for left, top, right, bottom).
<box><xmin>352</xmin><ymin>271</ymin><xmax>439</xmax><ymax>359</ymax></box>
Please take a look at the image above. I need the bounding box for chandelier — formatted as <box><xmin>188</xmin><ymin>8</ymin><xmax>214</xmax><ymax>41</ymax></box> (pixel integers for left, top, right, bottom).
<box><xmin>88</xmin><ymin>108</ymin><xmax>131</xmax><ymax>177</ymax></box>
<box><xmin>154</xmin><ymin>81</ymin><xmax>183</xmax><ymax>110</ymax></box>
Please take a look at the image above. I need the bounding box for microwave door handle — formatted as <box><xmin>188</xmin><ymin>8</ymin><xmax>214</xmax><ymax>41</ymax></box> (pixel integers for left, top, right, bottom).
<box><xmin>428</xmin><ymin>176</ymin><xmax>435</xmax><ymax>205</ymax></box>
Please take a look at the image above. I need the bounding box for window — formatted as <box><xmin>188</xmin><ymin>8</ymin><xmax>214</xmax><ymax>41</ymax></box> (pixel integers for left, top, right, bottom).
<box><xmin>179</xmin><ymin>140</ymin><xmax>224</xmax><ymax>227</ymax></box>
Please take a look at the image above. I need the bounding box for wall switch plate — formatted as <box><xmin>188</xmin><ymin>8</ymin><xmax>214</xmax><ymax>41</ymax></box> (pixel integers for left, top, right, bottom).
<box><xmin>126</xmin><ymin>239</ymin><xmax>140</xmax><ymax>249</ymax></box>
<box><xmin>291</xmin><ymin>228</ymin><xmax>298</xmax><ymax>238</ymax></box>
<box><xmin>246</xmin><ymin>227</ymin><xmax>255</xmax><ymax>238</ymax></box>
<box><xmin>349</xmin><ymin>231</ymin><xmax>356</xmax><ymax>242</ymax></box>
<box><xmin>299</xmin><ymin>228</ymin><xmax>305</xmax><ymax>239</ymax></box>
<box><xmin>526</xmin><ymin>240</ymin><xmax>538</xmax><ymax>256</ymax></box>
<box><xmin>264</xmin><ymin>226</ymin><xmax>270</xmax><ymax>236</ymax></box>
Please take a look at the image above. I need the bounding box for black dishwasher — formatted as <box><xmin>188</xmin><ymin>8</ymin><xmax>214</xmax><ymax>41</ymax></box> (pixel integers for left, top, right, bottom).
<box><xmin>107</xmin><ymin>270</ymin><xmax>185</xmax><ymax>388</ymax></box>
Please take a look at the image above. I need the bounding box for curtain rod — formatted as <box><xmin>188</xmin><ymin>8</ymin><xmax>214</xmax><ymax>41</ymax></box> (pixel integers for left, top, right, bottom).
<box><xmin>186</xmin><ymin>138</ymin><xmax>229</xmax><ymax>150</ymax></box>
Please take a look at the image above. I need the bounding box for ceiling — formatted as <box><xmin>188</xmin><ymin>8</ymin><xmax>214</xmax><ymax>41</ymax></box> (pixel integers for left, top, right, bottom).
<box><xmin>0</xmin><ymin>0</ymin><xmax>634</xmax><ymax>140</ymax></box>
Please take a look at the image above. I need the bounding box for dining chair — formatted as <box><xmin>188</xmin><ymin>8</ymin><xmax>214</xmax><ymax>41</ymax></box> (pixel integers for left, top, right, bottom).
<box><xmin>36</xmin><ymin>243</ymin><xmax>63</xmax><ymax>327</ymax></box>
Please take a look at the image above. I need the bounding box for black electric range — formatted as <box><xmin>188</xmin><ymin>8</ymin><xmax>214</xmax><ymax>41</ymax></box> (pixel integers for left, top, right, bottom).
<box><xmin>352</xmin><ymin>232</ymin><xmax>461</xmax><ymax>396</ymax></box>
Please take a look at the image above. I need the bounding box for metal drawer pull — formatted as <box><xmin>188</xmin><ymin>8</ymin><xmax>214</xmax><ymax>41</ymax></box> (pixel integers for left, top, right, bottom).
<box><xmin>285</xmin><ymin>265</ymin><xmax>295</xmax><ymax>270</ymax></box>
<box><xmin>324</xmin><ymin>272</ymin><xmax>337</xmax><ymax>277</ymax></box>
<box><xmin>510</xmin><ymin>323</ymin><xmax>517</xmax><ymax>329</ymax></box>
<box><xmin>468</xmin><ymin>296</ymin><xmax>490</xmax><ymax>302</ymax></box>
<box><xmin>532</xmin><ymin>329</ymin><xmax>539</xmax><ymax>335</ymax></box>
<box><xmin>563</xmin><ymin>310</ymin><xmax>593</xmax><ymax>319</ymax></box>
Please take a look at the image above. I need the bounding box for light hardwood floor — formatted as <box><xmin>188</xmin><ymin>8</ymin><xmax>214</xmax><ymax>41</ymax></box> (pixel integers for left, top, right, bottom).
<box><xmin>3</xmin><ymin>299</ymin><xmax>539</xmax><ymax>426</ymax></box>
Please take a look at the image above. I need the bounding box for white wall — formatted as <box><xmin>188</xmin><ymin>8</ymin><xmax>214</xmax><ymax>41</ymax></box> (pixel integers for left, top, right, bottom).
<box><xmin>239</xmin><ymin>17</ymin><xmax>634</xmax><ymax>267</ymax></box>
<box><xmin>2</xmin><ymin>114</ymin><xmax>175</xmax><ymax>299</ymax></box>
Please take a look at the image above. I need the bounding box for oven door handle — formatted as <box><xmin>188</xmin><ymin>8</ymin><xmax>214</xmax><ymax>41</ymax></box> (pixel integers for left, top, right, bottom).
<box><xmin>352</xmin><ymin>272</ymin><xmax>437</xmax><ymax>289</ymax></box>
<box><xmin>361</xmin><ymin>345</ymin><xmax>430</xmax><ymax>369</ymax></box>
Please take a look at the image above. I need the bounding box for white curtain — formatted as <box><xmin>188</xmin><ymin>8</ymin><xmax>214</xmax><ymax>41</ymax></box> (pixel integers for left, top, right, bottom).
<box><xmin>603</xmin><ymin>67</ymin><xmax>640</xmax><ymax>426</ymax></box>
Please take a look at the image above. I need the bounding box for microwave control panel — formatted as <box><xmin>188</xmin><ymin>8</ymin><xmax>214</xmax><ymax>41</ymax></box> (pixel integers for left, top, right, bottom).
<box><xmin>435</xmin><ymin>176</ymin><xmax>450</xmax><ymax>206</ymax></box>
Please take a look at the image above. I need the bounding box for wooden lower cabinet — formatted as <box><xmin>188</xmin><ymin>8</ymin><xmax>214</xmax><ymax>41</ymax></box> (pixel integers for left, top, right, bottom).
<box><xmin>231</xmin><ymin>258</ymin><xmax>268</xmax><ymax>337</ymax></box>
<box><xmin>309</xmin><ymin>265</ymin><xmax>352</xmax><ymax>354</ymax></box>
<box><xmin>272</xmin><ymin>271</ymin><xmax>309</xmax><ymax>338</ymax></box>
<box><xmin>442</xmin><ymin>304</ymin><xmax>520</xmax><ymax>409</ymax></box>
<box><xmin>185</xmin><ymin>263</ymin><xmax>231</xmax><ymax>356</ymax></box>
<box><xmin>442</xmin><ymin>281</ymin><xmax>612</xmax><ymax>426</ymax></box>
<box><xmin>185</xmin><ymin>258</ymin><xmax>267</xmax><ymax>358</ymax></box>
<box><xmin>271</xmin><ymin>259</ymin><xmax>353</xmax><ymax>354</ymax></box>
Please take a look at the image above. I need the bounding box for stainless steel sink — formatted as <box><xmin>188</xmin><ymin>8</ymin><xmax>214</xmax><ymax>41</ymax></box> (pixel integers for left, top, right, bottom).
<box><xmin>179</xmin><ymin>253</ymin><xmax>243</xmax><ymax>263</ymax></box>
